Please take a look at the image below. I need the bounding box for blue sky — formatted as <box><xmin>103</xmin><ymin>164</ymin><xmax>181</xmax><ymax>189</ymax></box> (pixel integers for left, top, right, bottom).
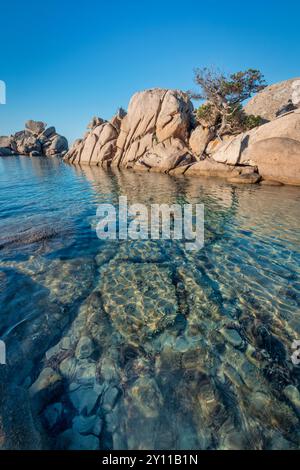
<box><xmin>0</xmin><ymin>0</ymin><xmax>300</xmax><ymax>144</ymax></box>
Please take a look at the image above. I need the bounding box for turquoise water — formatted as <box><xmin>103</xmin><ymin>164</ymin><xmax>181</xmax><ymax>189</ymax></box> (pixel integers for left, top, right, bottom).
<box><xmin>1</xmin><ymin>155</ymin><xmax>300</xmax><ymax>450</ymax></box>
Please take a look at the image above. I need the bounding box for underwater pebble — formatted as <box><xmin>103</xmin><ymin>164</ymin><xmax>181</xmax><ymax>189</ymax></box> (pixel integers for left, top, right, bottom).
<box><xmin>61</xmin><ymin>336</ymin><xmax>72</xmax><ymax>350</ymax></box>
<box><xmin>220</xmin><ymin>327</ymin><xmax>243</xmax><ymax>347</ymax></box>
<box><xmin>283</xmin><ymin>385</ymin><xmax>300</xmax><ymax>413</ymax></box>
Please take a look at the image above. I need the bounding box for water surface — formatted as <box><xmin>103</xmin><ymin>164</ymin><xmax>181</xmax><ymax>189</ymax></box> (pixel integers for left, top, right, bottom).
<box><xmin>1</xmin><ymin>156</ymin><xmax>300</xmax><ymax>450</ymax></box>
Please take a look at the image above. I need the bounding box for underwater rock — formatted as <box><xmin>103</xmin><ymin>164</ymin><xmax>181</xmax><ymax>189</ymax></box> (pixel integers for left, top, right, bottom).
<box><xmin>220</xmin><ymin>327</ymin><xmax>243</xmax><ymax>348</ymax></box>
<box><xmin>57</xmin><ymin>428</ymin><xmax>99</xmax><ymax>450</ymax></box>
<box><xmin>102</xmin><ymin>386</ymin><xmax>120</xmax><ymax>412</ymax></box>
<box><xmin>75</xmin><ymin>336</ymin><xmax>94</xmax><ymax>360</ymax></box>
<box><xmin>43</xmin><ymin>402</ymin><xmax>63</xmax><ymax>430</ymax></box>
<box><xmin>283</xmin><ymin>385</ymin><xmax>300</xmax><ymax>413</ymax></box>
<box><xmin>127</xmin><ymin>376</ymin><xmax>164</xmax><ymax>418</ymax></box>
<box><xmin>72</xmin><ymin>414</ymin><xmax>102</xmax><ymax>436</ymax></box>
<box><xmin>69</xmin><ymin>383</ymin><xmax>103</xmax><ymax>415</ymax></box>
<box><xmin>29</xmin><ymin>367</ymin><xmax>63</xmax><ymax>412</ymax></box>
<box><xmin>99</xmin><ymin>262</ymin><xmax>178</xmax><ymax>348</ymax></box>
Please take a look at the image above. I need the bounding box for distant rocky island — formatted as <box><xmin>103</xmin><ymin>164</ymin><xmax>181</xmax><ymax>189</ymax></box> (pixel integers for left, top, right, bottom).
<box><xmin>0</xmin><ymin>120</ymin><xmax>68</xmax><ymax>158</ymax></box>
<box><xmin>1</xmin><ymin>77</ymin><xmax>300</xmax><ymax>185</ymax></box>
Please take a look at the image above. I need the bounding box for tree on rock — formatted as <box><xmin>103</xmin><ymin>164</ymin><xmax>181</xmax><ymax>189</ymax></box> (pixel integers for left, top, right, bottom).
<box><xmin>189</xmin><ymin>67</ymin><xmax>267</xmax><ymax>136</ymax></box>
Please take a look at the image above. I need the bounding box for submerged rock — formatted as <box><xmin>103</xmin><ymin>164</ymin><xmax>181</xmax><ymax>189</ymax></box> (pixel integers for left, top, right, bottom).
<box><xmin>98</xmin><ymin>262</ymin><xmax>178</xmax><ymax>348</ymax></box>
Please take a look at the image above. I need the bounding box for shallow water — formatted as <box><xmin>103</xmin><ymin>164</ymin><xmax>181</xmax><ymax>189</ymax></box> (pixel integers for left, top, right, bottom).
<box><xmin>1</xmin><ymin>156</ymin><xmax>300</xmax><ymax>450</ymax></box>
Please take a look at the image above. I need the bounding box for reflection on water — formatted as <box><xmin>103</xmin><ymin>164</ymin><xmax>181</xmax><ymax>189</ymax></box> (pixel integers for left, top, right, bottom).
<box><xmin>0</xmin><ymin>156</ymin><xmax>300</xmax><ymax>450</ymax></box>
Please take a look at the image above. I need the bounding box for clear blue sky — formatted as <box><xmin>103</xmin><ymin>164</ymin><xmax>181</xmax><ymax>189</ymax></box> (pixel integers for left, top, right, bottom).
<box><xmin>1</xmin><ymin>0</ymin><xmax>300</xmax><ymax>144</ymax></box>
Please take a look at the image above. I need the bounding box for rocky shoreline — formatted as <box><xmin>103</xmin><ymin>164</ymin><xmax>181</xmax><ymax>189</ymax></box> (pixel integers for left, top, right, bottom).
<box><xmin>64</xmin><ymin>78</ymin><xmax>300</xmax><ymax>186</ymax></box>
<box><xmin>1</xmin><ymin>78</ymin><xmax>300</xmax><ymax>186</ymax></box>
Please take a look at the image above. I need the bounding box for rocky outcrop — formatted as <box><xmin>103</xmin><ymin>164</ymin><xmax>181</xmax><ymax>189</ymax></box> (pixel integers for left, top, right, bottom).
<box><xmin>244</xmin><ymin>78</ymin><xmax>300</xmax><ymax>121</ymax></box>
<box><xmin>0</xmin><ymin>121</ymin><xmax>68</xmax><ymax>157</ymax></box>
<box><xmin>65</xmin><ymin>89</ymin><xmax>195</xmax><ymax>171</ymax></box>
<box><xmin>65</xmin><ymin>81</ymin><xmax>300</xmax><ymax>185</ymax></box>
<box><xmin>210</xmin><ymin>109</ymin><xmax>300</xmax><ymax>185</ymax></box>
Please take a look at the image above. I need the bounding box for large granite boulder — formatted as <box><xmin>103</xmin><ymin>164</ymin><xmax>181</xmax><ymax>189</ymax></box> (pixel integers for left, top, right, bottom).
<box><xmin>114</xmin><ymin>88</ymin><xmax>193</xmax><ymax>168</ymax></box>
<box><xmin>189</xmin><ymin>125</ymin><xmax>212</xmax><ymax>158</ymax></box>
<box><xmin>13</xmin><ymin>130</ymin><xmax>42</xmax><ymax>155</ymax></box>
<box><xmin>136</xmin><ymin>138</ymin><xmax>195</xmax><ymax>172</ymax></box>
<box><xmin>244</xmin><ymin>78</ymin><xmax>300</xmax><ymax>121</ymax></box>
<box><xmin>184</xmin><ymin>159</ymin><xmax>260</xmax><ymax>183</ymax></box>
<box><xmin>67</xmin><ymin>121</ymin><xmax>119</xmax><ymax>166</ymax></box>
<box><xmin>0</xmin><ymin>121</ymin><xmax>68</xmax><ymax>158</ymax></box>
<box><xmin>211</xmin><ymin>110</ymin><xmax>300</xmax><ymax>185</ymax></box>
<box><xmin>65</xmin><ymin>88</ymin><xmax>194</xmax><ymax>171</ymax></box>
<box><xmin>43</xmin><ymin>134</ymin><xmax>68</xmax><ymax>156</ymax></box>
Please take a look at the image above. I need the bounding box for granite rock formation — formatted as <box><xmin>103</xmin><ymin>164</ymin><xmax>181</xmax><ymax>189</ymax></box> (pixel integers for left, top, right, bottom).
<box><xmin>64</xmin><ymin>80</ymin><xmax>300</xmax><ymax>185</ymax></box>
<box><xmin>0</xmin><ymin>120</ymin><xmax>68</xmax><ymax>158</ymax></box>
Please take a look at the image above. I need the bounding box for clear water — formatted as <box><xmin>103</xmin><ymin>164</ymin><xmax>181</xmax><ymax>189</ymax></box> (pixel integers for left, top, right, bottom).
<box><xmin>1</xmin><ymin>155</ymin><xmax>300</xmax><ymax>450</ymax></box>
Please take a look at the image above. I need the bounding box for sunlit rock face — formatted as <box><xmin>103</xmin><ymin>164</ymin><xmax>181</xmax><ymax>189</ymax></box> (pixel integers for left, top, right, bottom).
<box><xmin>210</xmin><ymin>110</ymin><xmax>300</xmax><ymax>185</ymax></box>
<box><xmin>64</xmin><ymin>88</ymin><xmax>195</xmax><ymax>171</ymax></box>
<box><xmin>244</xmin><ymin>77</ymin><xmax>300</xmax><ymax>121</ymax></box>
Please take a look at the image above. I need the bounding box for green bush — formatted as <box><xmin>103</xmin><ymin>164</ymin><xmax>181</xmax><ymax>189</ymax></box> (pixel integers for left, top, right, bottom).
<box><xmin>243</xmin><ymin>114</ymin><xmax>264</xmax><ymax>130</ymax></box>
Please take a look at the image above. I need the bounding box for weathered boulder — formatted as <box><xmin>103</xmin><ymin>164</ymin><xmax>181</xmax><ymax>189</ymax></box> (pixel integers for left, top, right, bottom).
<box><xmin>0</xmin><ymin>136</ymin><xmax>13</xmax><ymax>148</ymax></box>
<box><xmin>68</xmin><ymin>122</ymin><xmax>119</xmax><ymax>165</ymax></box>
<box><xmin>244</xmin><ymin>78</ymin><xmax>300</xmax><ymax>121</ymax></box>
<box><xmin>110</xmin><ymin>108</ymin><xmax>127</xmax><ymax>131</ymax></box>
<box><xmin>189</xmin><ymin>126</ymin><xmax>212</xmax><ymax>158</ymax></box>
<box><xmin>136</xmin><ymin>138</ymin><xmax>195</xmax><ymax>172</ymax></box>
<box><xmin>114</xmin><ymin>88</ymin><xmax>193</xmax><ymax>168</ymax></box>
<box><xmin>40</xmin><ymin>126</ymin><xmax>56</xmax><ymax>140</ymax></box>
<box><xmin>211</xmin><ymin>110</ymin><xmax>300</xmax><ymax>185</ymax></box>
<box><xmin>43</xmin><ymin>134</ymin><xmax>68</xmax><ymax>156</ymax></box>
<box><xmin>65</xmin><ymin>88</ymin><xmax>194</xmax><ymax>171</ymax></box>
<box><xmin>25</xmin><ymin>120</ymin><xmax>46</xmax><ymax>136</ymax></box>
<box><xmin>87</xmin><ymin>116</ymin><xmax>104</xmax><ymax>129</ymax></box>
<box><xmin>184</xmin><ymin>159</ymin><xmax>259</xmax><ymax>182</ymax></box>
<box><xmin>14</xmin><ymin>130</ymin><xmax>42</xmax><ymax>155</ymax></box>
<box><xmin>240</xmin><ymin>137</ymin><xmax>300</xmax><ymax>185</ymax></box>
